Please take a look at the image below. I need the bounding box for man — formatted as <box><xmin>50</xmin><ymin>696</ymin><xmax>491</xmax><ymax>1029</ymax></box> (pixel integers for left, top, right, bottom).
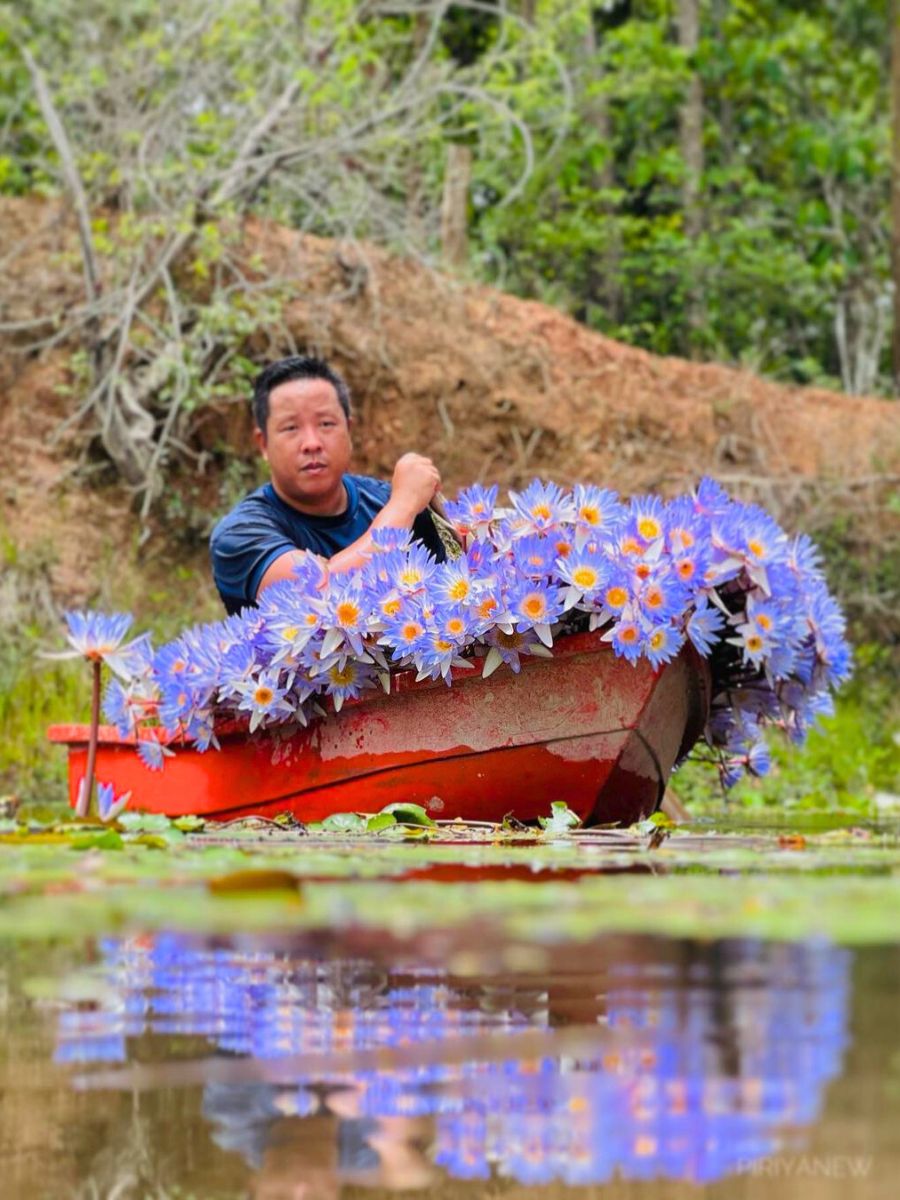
<box><xmin>210</xmin><ymin>355</ymin><xmax>446</xmax><ymax>615</ymax></box>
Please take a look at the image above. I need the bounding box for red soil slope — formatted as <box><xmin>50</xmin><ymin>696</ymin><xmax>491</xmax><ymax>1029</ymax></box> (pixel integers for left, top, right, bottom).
<box><xmin>1</xmin><ymin>197</ymin><xmax>897</xmax><ymax>606</ymax></box>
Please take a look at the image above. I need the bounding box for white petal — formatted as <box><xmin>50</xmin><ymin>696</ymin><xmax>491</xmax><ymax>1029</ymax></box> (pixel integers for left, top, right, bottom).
<box><xmin>74</xmin><ymin>777</ymin><xmax>89</xmax><ymax>818</ymax></box>
<box><xmin>534</xmin><ymin>623</ymin><xmax>554</xmax><ymax>648</ymax></box>
<box><xmin>482</xmin><ymin>647</ymin><xmax>502</xmax><ymax>678</ymax></box>
<box><xmin>106</xmin><ymin>791</ymin><xmax>132</xmax><ymax>821</ymax></box>
<box><xmin>321</xmin><ymin>627</ymin><xmax>344</xmax><ymax>657</ymax></box>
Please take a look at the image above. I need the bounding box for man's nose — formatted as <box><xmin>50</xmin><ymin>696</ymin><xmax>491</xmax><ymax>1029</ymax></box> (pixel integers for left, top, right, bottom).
<box><xmin>300</xmin><ymin>426</ymin><xmax>323</xmax><ymax>452</ymax></box>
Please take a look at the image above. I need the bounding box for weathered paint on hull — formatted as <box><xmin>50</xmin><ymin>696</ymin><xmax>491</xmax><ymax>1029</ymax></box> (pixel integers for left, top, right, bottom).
<box><xmin>48</xmin><ymin>631</ymin><xmax>709</xmax><ymax>827</ymax></box>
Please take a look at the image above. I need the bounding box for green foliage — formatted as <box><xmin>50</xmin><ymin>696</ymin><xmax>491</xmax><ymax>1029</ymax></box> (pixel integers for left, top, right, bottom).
<box><xmin>0</xmin><ymin>538</ymin><xmax>221</xmax><ymax>805</ymax></box>
<box><xmin>675</xmin><ymin>643</ymin><xmax>900</xmax><ymax>814</ymax></box>
<box><xmin>2</xmin><ymin>0</ymin><xmax>896</xmax><ymax>507</ymax></box>
<box><xmin>474</xmin><ymin>0</ymin><xmax>891</xmax><ymax>388</ymax></box>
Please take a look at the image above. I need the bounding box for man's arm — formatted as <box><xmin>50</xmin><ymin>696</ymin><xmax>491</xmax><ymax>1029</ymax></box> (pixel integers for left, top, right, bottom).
<box><xmin>256</xmin><ymin>453</ymin><xmax>441</xmax><ymax>597</ymax></box>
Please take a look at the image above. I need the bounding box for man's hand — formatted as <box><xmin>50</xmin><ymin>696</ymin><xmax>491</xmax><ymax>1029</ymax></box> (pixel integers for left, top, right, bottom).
<box><xmin>390</xmin><ymin>452</ymin><xmax>441</xmax><ymax>515</ymax></box>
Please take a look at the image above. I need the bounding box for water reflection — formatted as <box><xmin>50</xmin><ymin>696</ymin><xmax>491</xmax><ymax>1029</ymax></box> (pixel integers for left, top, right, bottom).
<box><xmin>51</xmin><ymin>934</ymin><xmax>851</xmax><ymax>1190</ymax></box>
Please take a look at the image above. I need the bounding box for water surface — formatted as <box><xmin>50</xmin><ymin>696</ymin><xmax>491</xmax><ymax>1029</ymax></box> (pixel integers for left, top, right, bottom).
<box><xmin>1</xmin><ymin>814</ymin><xmax>898</xmax><ymax>1198</ymax></box>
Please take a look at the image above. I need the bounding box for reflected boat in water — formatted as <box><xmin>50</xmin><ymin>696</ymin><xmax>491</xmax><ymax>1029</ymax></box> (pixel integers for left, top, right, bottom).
<box><xmin>54</xmin><ymin>933</ymin><xmax>850</xmax><ymax>1189</ymax></box>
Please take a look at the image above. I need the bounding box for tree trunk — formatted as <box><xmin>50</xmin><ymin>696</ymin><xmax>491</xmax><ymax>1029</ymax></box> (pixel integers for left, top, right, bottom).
<box><xmin>441</xmin><ymin>142</ymin><xmax>472</xmax><ymax>271</ymax></box>
<box><xmin>405</xmin><ymin>10</ymin><xmax>430</xmax><ymax>251</ymax></box>
<box><xmin>584</xmin><ymin>17</ymin><xmax>621</xmax><ymax>325</ymax></box>
<box><xmin>891</xmin><ymin>0</ymin><xmax>900</xmax><ymax>390</ymax></box>
<box><xmin>677</xmin><ymin>0</ymin><xmax>705</xmax><ymax>351</ymax></box>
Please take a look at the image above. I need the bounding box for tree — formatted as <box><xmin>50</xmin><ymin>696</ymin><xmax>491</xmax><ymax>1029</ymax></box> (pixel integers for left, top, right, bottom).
<box><xmin>891</xmin><ymin>0</ymin><xmax>900</xmax><ymax>390</ymax></box>
<box><xmin>677</xmin><ymin>0</ymin><xmax>704</xmax><ymax>348</ymax></box>
<box><xmin>1</xmin><ymin>0</ymin><xmax>566</xmax><ymax>509</ymax></box>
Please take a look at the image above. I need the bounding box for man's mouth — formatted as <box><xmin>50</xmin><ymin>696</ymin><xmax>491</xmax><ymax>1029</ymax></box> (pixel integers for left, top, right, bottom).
<box><xmin>301</xmin><ymin>462</ymin><xmax>327</xmax><ymax>474</ymax></box>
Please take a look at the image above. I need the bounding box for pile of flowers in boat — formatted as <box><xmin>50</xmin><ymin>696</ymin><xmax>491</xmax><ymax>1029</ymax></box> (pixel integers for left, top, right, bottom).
<box><xmin>62</xmin><ymin>477</ymin><xmax>850</xmax><ymax>801</ymax></box>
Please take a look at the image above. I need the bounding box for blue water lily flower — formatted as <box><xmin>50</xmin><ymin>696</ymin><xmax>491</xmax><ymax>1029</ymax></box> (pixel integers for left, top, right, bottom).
<box><xmin>136</xmin><ymin>734</ymin><xmax>175</xmax><ymax>771</ymax></box>
<box><xmin>96</xmin><ymin>780</ymin><xmax>132</xmax><ymax>821</ymax></box>
<box><xmin>444</xmin><ymin>483</ymin><xmax>498</xmax><ymax>541</ymax></box>
<box><xmin>63</xmin><ymin>610</ymin><xmax>134</xmax><ymax>663</ymax></box>
<box><xmin>60</xmin><ymin>475</ymin><xmax>851</xmax><ymax>795</ymax></box>
<box><xmin>509</xmin><ymin>480</ymin><xmax>574</xmax><ymax>537</ymax></box>
<box><xmin>482</xmin><ymin>627</ymin><xmax>553</xmax><ymax>677</ymax></box>
<box><xmin>234</xmin><ymin>667</ymin><xmax>296</xmax><ymax>732</ymax></box>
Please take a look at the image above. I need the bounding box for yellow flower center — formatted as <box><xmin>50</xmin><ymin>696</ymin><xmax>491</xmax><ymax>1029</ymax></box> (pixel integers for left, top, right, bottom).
<box><xmin>756</xmin><ymin>613</ymin><xmax>773</xmax><ymax>631</ymax></box>
<box><xmin>650</xmin><ymin>631</ymin><xmax>665</xmax><ymax>650</ymax></box>
<box><xmin>621</xmin><ymin>537</ymin><xmax>641</xmax><ymax>556</ymax></box>
<box><xmin>254</xmin><ymin>685</ymin><xmax>274</xmax><ymax>706</ymax></box>
<box><xmin>446</xmin><ymin>617</ymin><xmax>464</xmax><ymax>636</ymax></box>
<box><xmin>282</xmin><ymin>625</ymin><xmax>299</xmax><ymax>641</ymax></box>
<box><xmin>572</xmin><ymin>566</ymin><xmax>598</xmax><ymax>589</ymax></box>
<box><xmin>478</xmin><ymin>597</ymin><xmax>498</xmax><ymax>619</ymax></box>
<box><xmin>645</xmin><ymin>587</ymin><xmax>664</xmax><ymax>609</ymax></box>
<box><xmin>433</xmin><ymin>638</ymin><xmax>453</xmax><ymax>653</ymax></box>
<box><xmin>531</xmin><ymin>503</ymin><xmax>552</xmax><ymax>521</ymax></box>
<box><xmin>606</xmin><ymin>586</ymin><xmax>627</xmax><ymax>609</ymax></box>
<box><xmin>399</xmin><ymin>568</ymin><xmax>423</xmax><ymax>587</ymax></box>
<box><xmin>638</xmin><ymin>517</ymin><xmax>661</xmax><ymax>541</ymax></box>
<box><xmin>620</xmin><ymin>626</ymin><xmax>638</xmax><ymax>643</ymax></box>
<box><xmin>402</xmin><ymin>622</ymin><xmax>423</xmax><ymax>642</ymax></box>
<box><xmin>448</xmin><ymin>579</ymin><xmax>470</xmax><ymax>601</ymax></box>
<box><xmin>328</xmin><ymin>663</ymin><xmax>356</xmax><ymax>686</ymax></box>
<box><xmin>579</xmin><ymin>505</ymin><xmax>600</xmax><ymax>525</ymax></box>
<box><xmin>746</xmin><ymin>634</ymin><xmax>764</xmax><ymax>652</ymax></box>
<box><xmin>336</xmin><ymin>602</ymin><xmax>360</xmax><ymax>627</ymax></box>
<box><xmin>522</xmin><ymin>594</ymin><xmax>546</xmax><ymax>619</ymax></box>
<box><xmin>748</xmin><ymin>538</ymin><xmax>765</xmax><ymax>559</ymax></box>
<box><xmin>381</xmin><ymin>597</ymin><xmax>401</xmax><ymax>617</ymax></box>
<box><xmin>635</xmin><ymin>563</ymin><xmax>651</xmax><ymax>580</ymax></box>
<box><xmin>305</xmin><ymin>613</ymin><xmax>318</xmax><ymax>626</ymax></box>
<box><xmin>677</xmin><ymin>559</ymin><xmax>695</xmax><ymax>579</ymax></box>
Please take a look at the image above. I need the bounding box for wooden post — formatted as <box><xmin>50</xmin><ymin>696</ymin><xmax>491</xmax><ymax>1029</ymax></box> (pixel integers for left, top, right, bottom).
<box><xmin>440</xmin><ymin>142</ymin><xmax>472</xmax><ymax>270</ymax></box>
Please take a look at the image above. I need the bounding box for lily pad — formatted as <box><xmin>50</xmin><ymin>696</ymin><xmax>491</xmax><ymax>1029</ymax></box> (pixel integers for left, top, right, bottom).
<box><xmin>379</xmin><ymin>802</ymin><xmax>436</xmax><ymax>827</ymax></box>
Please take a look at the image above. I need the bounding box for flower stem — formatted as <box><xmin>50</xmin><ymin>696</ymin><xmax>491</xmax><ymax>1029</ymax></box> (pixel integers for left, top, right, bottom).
<box><xmin>79</xmin><ymin>658</ymin><xmax>102</xmax><ymax>819</ymax></box>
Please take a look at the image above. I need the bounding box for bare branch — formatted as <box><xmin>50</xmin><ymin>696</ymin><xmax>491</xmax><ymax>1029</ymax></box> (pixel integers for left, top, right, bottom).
<box><xmin>19</xmin><ymin>44</ymin><xmax>102</xmax><ymax>312</ymax></box>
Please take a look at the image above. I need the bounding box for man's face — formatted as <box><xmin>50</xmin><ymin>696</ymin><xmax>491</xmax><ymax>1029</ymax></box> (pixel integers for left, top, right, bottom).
<box><xmin>255</xmin><ymin>377</ymin><xmax>353</xmax><ymax>514</ymax></box>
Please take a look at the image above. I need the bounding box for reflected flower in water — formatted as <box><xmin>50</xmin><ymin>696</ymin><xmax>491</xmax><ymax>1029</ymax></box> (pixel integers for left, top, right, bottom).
<box><xmin>52</xmin><ymin>935</ymin><xmax>851</xmax><ymax>1189</ymax></box>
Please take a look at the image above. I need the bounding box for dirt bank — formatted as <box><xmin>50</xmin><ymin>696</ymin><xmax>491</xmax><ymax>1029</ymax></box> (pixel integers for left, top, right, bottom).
<box><xmin>1</xmin><ymin>197</ymin><xmax>897</xmax><ymax>623</ymax></box>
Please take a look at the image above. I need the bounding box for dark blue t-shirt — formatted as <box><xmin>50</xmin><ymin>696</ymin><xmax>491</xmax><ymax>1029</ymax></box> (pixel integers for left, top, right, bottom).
<box><xmin>210</xmin><ymin>474</ymin><xmax>446</xmax><ymax>614</ymax></box>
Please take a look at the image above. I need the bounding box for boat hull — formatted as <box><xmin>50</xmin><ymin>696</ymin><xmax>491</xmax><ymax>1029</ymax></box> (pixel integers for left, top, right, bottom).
<box><xmin>48</xmin><ymin>632</ymin><xmax>709</xmax><ymax>827</ymax></box>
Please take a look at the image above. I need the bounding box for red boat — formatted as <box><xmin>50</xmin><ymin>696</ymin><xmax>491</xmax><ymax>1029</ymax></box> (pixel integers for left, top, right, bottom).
<box><xmin>48</xmin><ymin>631</ymin><xmax>709</xmax><ymax>827</ymax></box>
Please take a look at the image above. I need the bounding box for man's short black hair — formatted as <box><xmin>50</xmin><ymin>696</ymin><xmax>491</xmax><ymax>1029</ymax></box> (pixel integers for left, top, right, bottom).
<box><xmin>252</xmin><ymin>355</ymin><xmax>352</xmax><ymax>432</ymax></box>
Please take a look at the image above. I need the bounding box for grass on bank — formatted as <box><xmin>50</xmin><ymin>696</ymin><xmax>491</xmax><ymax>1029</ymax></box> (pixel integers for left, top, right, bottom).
<box><xmin>0</xmin><ymin>545</ymin><xmax>222</xmax><ymax>806</ymax></box>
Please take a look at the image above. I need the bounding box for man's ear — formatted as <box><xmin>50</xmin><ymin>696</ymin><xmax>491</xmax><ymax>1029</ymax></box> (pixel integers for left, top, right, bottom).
<box><xmin>253</xmin><ymin>426</ymin><xmax>268</xmax><ymax>460</ymax></box>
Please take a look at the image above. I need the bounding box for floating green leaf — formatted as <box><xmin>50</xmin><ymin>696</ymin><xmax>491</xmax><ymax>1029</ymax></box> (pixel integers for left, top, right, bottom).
<box><xmin>379</xmin><ymin>803</ymin><xmax>436</xmax><ymax>827</ymax></box>
<box><xmin>538</xmin><ymin>801</ymin><xmax>582</xmax><ymax>834</ymax></box>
